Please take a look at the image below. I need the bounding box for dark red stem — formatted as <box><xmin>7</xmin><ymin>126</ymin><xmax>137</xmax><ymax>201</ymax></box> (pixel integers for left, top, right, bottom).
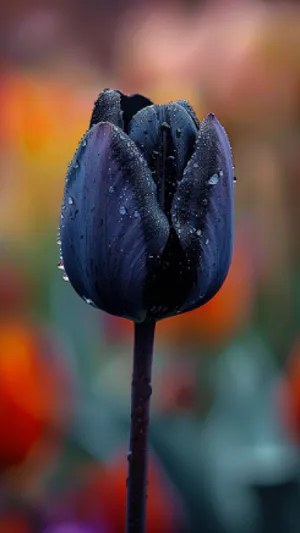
<box><xmin>125</xmin><ymin>320</ymin><xmax>156</xmax><ymax>533</ymax></box>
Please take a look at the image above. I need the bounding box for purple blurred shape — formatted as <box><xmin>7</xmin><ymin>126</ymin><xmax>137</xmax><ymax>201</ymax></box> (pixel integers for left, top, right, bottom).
<box><xmin>44</xmin><ymin>523</ymin><xmax>104</xmax><ymax>533</ymax></box>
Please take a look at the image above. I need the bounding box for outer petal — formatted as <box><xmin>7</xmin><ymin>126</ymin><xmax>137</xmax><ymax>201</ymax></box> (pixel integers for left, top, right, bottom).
<box><xmin>61</xmin><ymin>122</ymin><xmax>169</xmax><ymax>322</ymax></box>
<box><xmin>89</xmin><ymin>89</ymin><xmax>123</xmax><ymax>129</ymax></box>
<box><xmin>90</xmin><ymin>89</ymin><xmax>152</xmax><ymax>131</ymax></box>
<box><xmin>171</xmin><ymin>113</ymin><xmax>234</xmax><ymax>313</ymax></box>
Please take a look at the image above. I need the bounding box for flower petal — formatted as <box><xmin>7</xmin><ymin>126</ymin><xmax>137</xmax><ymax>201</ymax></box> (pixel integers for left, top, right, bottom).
<box><xmin>89</xmin><ymin>89</ymin><xmax>123</xmax><ymax>129</ymax></box>
<box><xmin>176</xmin><ymin>100</ymin><xmax>200</xmax><ymax>129</ymax></box>
<box><xmin>171</xmin><ymin>113</ymin><xmax>234</xmax><ymax>313</ymax></box>
<box><xmin>89</xmin><ymin>89</ymin><xmax>153</xmax><ymax>131</ymax></box>
<box><xmin>61</xmin><ymin>122</ymin><xmax>169</xmax><ymax>322</ymax></box>
<box><xmin>128</xmin><ymin>103</ymin><xmax>197</xmax><ymax>218</ymax></box>
<box><xmin>117</xmin><ymin>91</ymin><xmax>153</xmax><ymax>131</ymax></box>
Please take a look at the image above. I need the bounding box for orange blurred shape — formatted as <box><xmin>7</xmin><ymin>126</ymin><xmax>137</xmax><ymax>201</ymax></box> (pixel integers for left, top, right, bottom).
<box><xmin>0</xmin><ymin>71</ymin><xmax>95</xmax><ymax>242</ymax></box>
<box><xmin>0</xmin><ymin>320</ymin><xmax>69</xmax><ymax>469</ymax></box>
<box><xmin>75</xmin><ymin>455</ymin><xmax>182</xmax><ymax>533</ymax></box>
<box><xmin>113</xmin><ymin>233</ymin><xmax>254</xmax><ymax>349</ymax></box>
<box><xmin>279</xmin><ymin>339</ymin><xmax>300</xmax><ymax>443</ymax></box>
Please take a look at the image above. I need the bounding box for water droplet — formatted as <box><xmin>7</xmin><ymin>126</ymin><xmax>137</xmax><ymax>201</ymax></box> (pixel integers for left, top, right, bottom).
<box><xmin>83</xmin><ymin>296</ymin><xmax>96</xmax><ymax>307</ymax></box>
<box><xmin>219</xmin><ymin>170</ymin><xmax>224</xmax><ymax>177</ymax></box>
<box><xmin>127</xmin><ymin>451</ymin><xmax>132</xmax><ymax>463</ymax></box>
<box><xmin>196</xmin><ymin>229</ymin><xmax>202</xmax><ymax>236</ymax></box>
<box><xmin>74</xmin><ymin>161</ymin><xmax>79</xmax><ymax>169</ymax></box>
<box><xmin>82</xmin><ymin>139</ymin><xmax>87</xmax><ymax>147</ymax></box>
<box><xmin>205</xmin><ymin>238</ymin><xmax>209</xmax><ymax>245</ymax></box>
<box><xmin>62</xmin><ymin>273</ymin><xmax>69</xmax><ymax>282</ymax></box>
<box><xmin>133</xmin><ymin>210</ymin><xmax>140</xmax><ymax>218</ymax></box>
<box><xmin>193</xmin><ymin>162</ymin><xmax>199</xmax><ymax>168</ymax></box>
<box><xmin>109</xmin><ymin>185</ymin><xmax>115</xmax><ymax>193</ymax></box>
<box><xmin>56</xmin><ymin>238</ymin><xmax>61</xmax><ymax>246</ymax></box>
<box><xmin>233</xmin><ymin>176</ymin><xmax>237</xmax><ymax>183</ymax></box>
<box><xmin>208</xmin><ymin>173</ymin><xmax>219</xmax><ymax>185</ymax></box>
<box><xmin>57</xmin><ymin>260</ymin><xmax>64</xmax><ymax>270</ymax></box>
<box><xmin>127</xmin><ymin>142</ymin><xmax>131</xmax><ymax>147</ymax></box>
<box><xmin>168</xmin><ymin>155</ymin><xmax>175</xmax><ymax>161</ymax></box>
<box><xmin>176</xmin><ymin>128</ymin><xmax>182</xmax><ymax>138</ymax></box>
<box><xmin>189</xmin><ymin>227</ymin><xmax>196</xmax><ymax>234</ymax></box>
<box><xmin>202</xmin><ymin>199</ymin><xmax>208</xmax><ymax>205</ymax></box>
<box><xmin>68</xmin><ymin>196</ymin><xmax>74</xmax><ymax>205</ymax></box>
<box><xmin>119</xmin><ymin>206</ymin><xmax>127</xmax><ymax>216</ymax></box>
<box><xmin>161</xmin><ymin>121</ymin><xmax>170</xmax><ymax>130</ymax></box>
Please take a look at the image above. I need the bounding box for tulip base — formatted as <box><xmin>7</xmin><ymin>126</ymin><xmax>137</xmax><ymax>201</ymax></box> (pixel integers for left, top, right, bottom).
<box><xmin>126</xmin><ymin>320</ymin><xmax>156</xmax><ymax>533</ymax></box>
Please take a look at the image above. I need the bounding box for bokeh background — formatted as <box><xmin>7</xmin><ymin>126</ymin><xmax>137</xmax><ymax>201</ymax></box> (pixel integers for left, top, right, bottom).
<box><xmin>1</xmin><ymin>0</ymin><xmax>300</xmax><ymax>531</ymax></box>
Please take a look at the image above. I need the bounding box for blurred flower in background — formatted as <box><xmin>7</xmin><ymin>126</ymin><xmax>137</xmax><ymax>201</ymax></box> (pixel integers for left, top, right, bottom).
<box><xmin>1</xmin><ymin>0</ymin><xmax>300</xmax><ymax>531</ymax></box>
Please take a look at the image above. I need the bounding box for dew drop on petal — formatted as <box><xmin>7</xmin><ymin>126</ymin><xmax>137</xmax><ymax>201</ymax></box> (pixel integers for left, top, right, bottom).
<box><xmin>74</xmin><ymin>161</ymin><xmax>79</xmax><ymax>169</ymax></box>
<box><xmin>62</xmin><ymin>273</ymin><xmax>69</xmax><ymax>282</ymax></box>
<box><xmin>196</xmin><ymin>229</ymin><xmax>202</xmax><ymax>236</ymax></box>
<box><xmin>205</xmin><ymin>238</ymin><xmax>209</xmax><ymax>245</ymax></box>
<box><xmin>119</xmin><ymin>206</ymin><xmax>127</xmax><ymax>216</ymax></box>
<box><xmin>82</xmin><ymin>139</ymin><xmax>87</xmax><ymax>147</ymax></box>
<box><xmin>133</xmin><ymin>210</ymin><xmax>140</xmax><ymax>218</ymax></box>
<box><xmin>83</xmin><ymin>296</ymin><xmax>96</xmax><ymax>307</ymax></box>
<box><xmin>57</xmin><ymin>260</ymin><xmax>64</xmax><ymax>271</ymax></box>
<box><xmin>193</xmin><ymin>162</ymin><xmax>199</xmax><ymax>169</ymax></box>
<box><xmin>219</xmin><ymin>170</ymin><xmax>224</xmax><ymax>177</ymax></box>
<box><xmin>109</xmin><ymin>185</ymin><xmax>115</xmax><ymax>193</ymax></box>
<box><xmin>161</xmin><ymin>121</ymin><xmax>170</xmax><ymax>131</ymax></box>
<box><xmin>208</xmin><ymin>173</ymin><xmax>219</xmax><ymax>185</ymax></box>
<box><xmin>234</xmin><ymin>176</ymin><xmax>237</xmax><ymax>183</ymax></box>
<box><xmin>56</xmin><ymin>238</ymin><xmax>62</xmax><ymax>246</ymax></box>
<box><xmin>68</xmin><ymin>196</ymin><xmax>74</xmax><ymax>205</ymax></box>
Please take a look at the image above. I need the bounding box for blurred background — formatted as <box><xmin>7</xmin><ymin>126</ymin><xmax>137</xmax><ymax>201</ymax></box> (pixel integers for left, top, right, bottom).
<box><xmin>0</xmin><ymin>0</ymin><xmax>300</xmax><ymax>531</ymax></box>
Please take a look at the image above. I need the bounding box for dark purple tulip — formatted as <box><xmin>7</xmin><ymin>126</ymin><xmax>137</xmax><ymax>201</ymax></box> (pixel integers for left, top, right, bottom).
<box><xmin>60</xmin><ymin>89</ymin><xmax>234</xmax><ymax>322</ymax></box>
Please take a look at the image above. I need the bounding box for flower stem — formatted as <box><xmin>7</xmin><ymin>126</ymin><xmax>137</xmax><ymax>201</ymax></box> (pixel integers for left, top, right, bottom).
<box><xmin>126</xmin><ymin>320</ymin><xmax>156</xmax><ymax>533</ymax></box>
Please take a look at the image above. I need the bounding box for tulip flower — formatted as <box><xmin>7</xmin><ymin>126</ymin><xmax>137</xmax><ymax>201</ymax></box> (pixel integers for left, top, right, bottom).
<box><xmin>60</xmin><ymin>89</ymin><xmax>233</xmax><ymax>322</ymax></box>
<box><xmin>59</xmin><ymin>89</ymin><xmax>235</xmax><ymax>533</ymax></box>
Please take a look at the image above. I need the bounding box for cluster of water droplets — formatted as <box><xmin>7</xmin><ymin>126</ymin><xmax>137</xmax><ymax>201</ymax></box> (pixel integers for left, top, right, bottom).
<box><xmin>56</xmin><ymin>230</ymin><xmax>69</xmax><ymax>282</ymax></box>
<box><xmin>58</xmin><ymin>133</ymin><xmax>90</xmax><ymax>283</ymax></box>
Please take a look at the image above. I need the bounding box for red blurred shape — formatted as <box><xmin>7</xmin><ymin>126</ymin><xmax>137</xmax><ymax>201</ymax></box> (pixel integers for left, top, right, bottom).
<box><xmin>0</xmin><ymin>515</ymin><xmax>32</xmax><ymax>533</ymax></box>
<box><xmin>0</xmin><ymin>319</ymin><xmax>72</xmax><ymax>469</ymax></box>
<box><xmin>279</xmin><ymin>338</ymin><xmax>300</xmax><ymax>443</ymax></box>
<box><xmin>75</xmin><ymin>454</ymin><xmax>183</xmax><ymax>533</ymax></box>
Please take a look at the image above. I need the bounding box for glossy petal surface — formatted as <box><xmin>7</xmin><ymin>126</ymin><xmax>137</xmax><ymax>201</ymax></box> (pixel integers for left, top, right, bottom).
<box><xmin>61</xmin><ymin>122</ymin><xmax>169</xmax><ymax>322</ymax></box>
<box><xmin>128</xmin><ymin>103</ymin><xmax>197</xmax><ymax>219</ymax></box>
<box><xmin>171</xmin><ymin>113</ymin><xmax>234</xmax><ymax>313</ymax></box>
